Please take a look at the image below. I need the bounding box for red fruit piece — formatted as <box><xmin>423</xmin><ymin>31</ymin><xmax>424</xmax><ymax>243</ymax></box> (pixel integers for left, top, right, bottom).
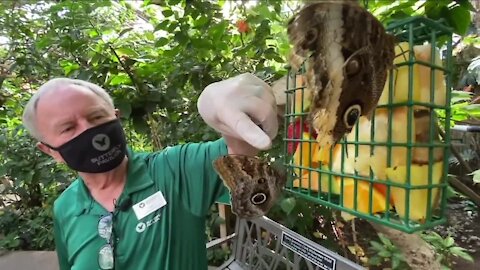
<box><xmin>287</xmin><ymin>118</ymin><xmax>317</xmax><ymax>154</ymax></box>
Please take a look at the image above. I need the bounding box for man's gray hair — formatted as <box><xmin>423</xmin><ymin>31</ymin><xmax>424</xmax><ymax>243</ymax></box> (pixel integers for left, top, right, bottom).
<box><xmin>22</xmin><ymin>77</ymin><xmax>115</xmax><ymax>141</ymax></box>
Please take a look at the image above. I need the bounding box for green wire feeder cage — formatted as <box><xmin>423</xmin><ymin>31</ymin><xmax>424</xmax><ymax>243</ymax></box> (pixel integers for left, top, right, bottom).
<box><xmin>283</xmin><ymin>16</ymin><xmax>454</xmax><ymax>233</ymax></box>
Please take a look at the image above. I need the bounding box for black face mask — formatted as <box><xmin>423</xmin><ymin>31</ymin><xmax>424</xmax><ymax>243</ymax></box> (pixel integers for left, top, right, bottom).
<box><xmin>43</xmin><ymin>119</ymin><xmax>127</xmax><ymax>173</ymax></box>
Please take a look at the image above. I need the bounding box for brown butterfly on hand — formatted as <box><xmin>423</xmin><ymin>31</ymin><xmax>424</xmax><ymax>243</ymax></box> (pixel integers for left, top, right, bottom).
<box><xmin>213</xmin><ymin>155</ymin><xmax>287</xmax><ymax>219</ymax></box>
<box><xmin>287</xmin><ymin>0</ymin><xmax>396</xmax><ymax>147</ymax></box>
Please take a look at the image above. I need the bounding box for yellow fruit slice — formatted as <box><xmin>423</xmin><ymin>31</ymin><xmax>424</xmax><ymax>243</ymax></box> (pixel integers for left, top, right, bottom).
<box><xmin>340</xmin><ymin>178</ymin><xmax>390</xmax><ymax>216</ymax></box>
<box><xmin>343</xmin><ymin>116</ymin><xmax>373</xmax><ymax>176</ymax></box>
<box><xmin>377</xmin><ymin>42</ymin><xmax>446</xmax><ymax>106</ymax></box>
<box><xmin>370</xmin><ymin>107</ymin><xmax>415</xmax><ymax>180</ymax></box>
<box><xmin>314</xmin><ymin>143</ymin><xmax>344</xmax><ymax>167</ymax></box>
<box><xmin>290</xmin><ymin>75</ymin><xmax>312</xmax><ymax>115</ymax></box>
<box><xmin>413</xmin><ymin>44</ymin><xmax>446</xmax><ymax>107</ymax></box>
<box><xmin>378</xmin><ymin>42</ymin><xmax>412</xmax><ymax>105</ymax></box>
<box><xmin>411</xmin><ymin>109</ymin><xmax>445</xmax><ymax>164</ymax></box>
<box><xmin>385</xmin><ymin>161</ymin><xmax>443</xmax><ymax>222</ymax></box>
<box><xmin>292</xmin><ymin>132</ymin><xmax>320</xmax><ymax>176</ymax></box>
<box><xmin>293</xmin><ymin>167</ymin><xmax>340</xmax><ymax>194</ymax></box>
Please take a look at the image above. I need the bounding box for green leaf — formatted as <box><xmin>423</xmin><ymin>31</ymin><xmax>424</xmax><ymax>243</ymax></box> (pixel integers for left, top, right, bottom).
<box><xmin>369</xmin><ymin>240</ymin><xmax>385</xmax><ymax>251</ymax></box>
<box><xmin>174</xmin><ymin>31</ymin><xmax>188</xmax><ymax>44</ymax></box>
<box><xmin>115</xmin><ymin>99</ymin><xmax>132</xmax><ymax>119</ymax></box>
<box><xmin>378</xmin><ymin>250</ymin><xmax>391</xmax><ymax>258</ymax></box>
<box><xmin>145</xmin><ymin>32</ymin><xmax>155</xmax><ymax>41</ymax></box>
<box><xmin>449</xmin><ymin>246</ymin><xmax>474</xmax><ymax>262</ymax></box>
<box><xmin>155</xmin><ymin>37</ymin><xmax>169</xmax><ymax>47</ymax></box>
<box><xmin>443</xmin><ymin>236</ymin><xmax>455</xmax><ymax>247</ymax></box>
<box><xmin>132</xmin><ymin>114</ymin><xmax>150</xmax><ymax>134</ymax></box>
<box><xmin>451</xmin><ymin>90</ymin><xmax>473</xmax><ymax>103</ymax></box>
<box><xmin>392</xmin><ymin>252</ymin><xmax>405</xmax><ymax>261</ymax></box>
<box><xmin>168</xmin><ymin>0</ymin><xmax>181</xmax><ymax>5</ymax></box>
<box><xmin>456</xmin><ymin>0</ymin><xmax>476</xmax><ymax>11</ymax></box>
<box><xmin>280</xmin><ymin>197</ymin><xmax>296</xmax><ymax>215</ymax></box>
<box><xmin>378</xmin><ymin>234</ymin><xmax>392</xmax><ymax>246</ymax></box>
<box><xmin>162</xmin><ymin>9</ymin><xmax>174</xmax><ymax>17</ymax></box>
<box><xmin>194</xmin><ymin>16</ymin><xmax>209</xmax><ymax>27</ymax></box>
<box><xmin>115</xmin><ymin>47</ymin><xmax>139</xmax><ymax>58</ymax></box>
<box><xmin>368</xmin><ymin>256</ymin><xmax>383</xmax><ymax>266</ymax></box>
<box><xmin>425</xmin><ymin>1</ymin><xmax>450</xmax><ymax>20</ymax></box>
<box><xmin>118</xmin><ymin>27</ymin><xmax>133</xmax><ymax>37</ymax></box>
<box><xmin>36</xmin><ymin>36</ymin><xmax>54</xmax><ymax>50</ymax></box>
<box><xmin>446</xmin><ymin>5</ymin><xmax>471</xmax><ymax>35</ymax></box>
<box><xmin>88</xmin><ymin>29</ymin><xmax>99</xmax><ymax>38</ymax></box>
<box><xmin>462</xmin><ymin>104</ymin><xmax>480</xmax><ymax>117</ymax></box>
<box><xmin>155</xmin><ymin>20</ymin><xmax>170</xmax><ymax>31</ymax></box>
<box><xmin>392</xmin><ymin>256</ymin><xmax>401</xmax><ymax>269</ymax></box>
<box><xmin>109</xmin><ymin>73</ymin><xmax>131</xmax><ymax>86</ymax></box>
<box><xmin>59</xmin><ymin>60</ymin><xmax>80</xmax><ymax>76</ymax></box>
<box><xmin>209</xmin><ymin>21</ymin><xmax>228</xmax><ymax>40</ymax></box>
<box><xmin>440</xmin><ymin>265</ymin><xmax>451</xmax><ymax>270</ymax></box>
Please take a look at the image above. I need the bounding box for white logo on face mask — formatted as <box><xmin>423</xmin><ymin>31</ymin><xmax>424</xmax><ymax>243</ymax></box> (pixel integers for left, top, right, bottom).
<box><xmin>92</xmin><ymin>134</ymin><xmax>110</xmax><ymax>151</ymax></box>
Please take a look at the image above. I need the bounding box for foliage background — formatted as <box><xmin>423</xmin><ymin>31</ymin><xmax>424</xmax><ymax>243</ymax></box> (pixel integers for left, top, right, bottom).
<box><xmin>0</xmin><ymin>0</ymin><xmax>479</xmax><ymax>268</ymax></box>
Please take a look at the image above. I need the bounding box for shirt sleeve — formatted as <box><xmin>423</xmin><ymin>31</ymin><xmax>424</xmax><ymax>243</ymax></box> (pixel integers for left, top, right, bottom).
<box><xmin>158</xmin><ymin>138</ymin><xmax>230</xmax><ymax>217</ymax></box>
<box><xmin>53</xmin><ymin>203</ymin><xmax>71</xmax><ymax>270</ymax></box>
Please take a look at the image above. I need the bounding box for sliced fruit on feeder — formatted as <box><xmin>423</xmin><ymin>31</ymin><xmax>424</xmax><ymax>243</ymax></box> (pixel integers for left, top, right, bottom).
<box><xmin>385</xmin><ymin>161</ymin><xmax>443</xmax><ymax>222</ymax></box>
<box><xmin>339</xmin><ymin>178</ymin><xmax>391</xmax><ymax>217</ymax></box>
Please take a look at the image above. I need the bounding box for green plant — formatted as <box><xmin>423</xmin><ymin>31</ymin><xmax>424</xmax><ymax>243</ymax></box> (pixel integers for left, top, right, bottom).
<box><xmin>204</xmin><ymin>204</ymin><xmax>232</xmax><ymax>266</ymax></box>
<box><xmin>367</xmin><ymin>233</ymin><xmax>409</xmax><ymax>269</ymax></box>
<box><xmin>437</xmin><ymin>90</ymin><xmax>480</xmax><ymax>126</ymax></box>
<box><xmin>0</xmin><ymin>132</ymin><xmax>71</xmax><ymax>250</ymax></box>
<box><xmin>421</xmin><ymin>231</ymin><xmax>474</xmax><ymax>269</ymax></box>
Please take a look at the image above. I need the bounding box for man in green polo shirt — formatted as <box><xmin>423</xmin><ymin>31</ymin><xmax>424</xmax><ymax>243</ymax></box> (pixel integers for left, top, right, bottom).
<box><xmin>21</xmin><ymin>73</ymin><xmax>278</xmax><ymax>269</ymax></box>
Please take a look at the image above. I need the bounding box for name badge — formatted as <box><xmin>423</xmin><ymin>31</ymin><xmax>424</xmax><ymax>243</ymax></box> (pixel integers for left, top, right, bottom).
<box><xmin>132</xmin><ymin>191</ymin><xmax>167</xmax><ymax>220</ymax></box>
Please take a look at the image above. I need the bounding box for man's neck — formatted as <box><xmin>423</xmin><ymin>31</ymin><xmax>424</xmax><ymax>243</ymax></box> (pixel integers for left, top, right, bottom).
<box><xmin>80</xmin><ymin>157</ymin><xmax>129</xmax><ymax>191</ymax></box>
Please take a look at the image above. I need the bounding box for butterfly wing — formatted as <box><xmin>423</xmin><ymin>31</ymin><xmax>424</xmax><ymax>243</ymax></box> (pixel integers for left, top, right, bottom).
<box><xmin>287</xmin><ymin>2</ymin><xmax>395</xmax><ymax>147</ymax></box>
<box><xmin>213</xmin><ymin>155</ymin><xmax>286</xmax><ymax>219</ymax></box>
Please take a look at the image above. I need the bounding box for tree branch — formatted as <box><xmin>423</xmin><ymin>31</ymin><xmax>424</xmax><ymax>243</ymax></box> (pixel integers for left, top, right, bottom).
<box><xmin>88</xmin><ymin>19</ymin><xmax>163</xmax><ymax>150</ymax></box>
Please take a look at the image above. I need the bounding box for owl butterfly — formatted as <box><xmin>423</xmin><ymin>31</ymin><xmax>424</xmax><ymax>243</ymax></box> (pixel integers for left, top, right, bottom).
<box><xmin>213</xmin><ymin>155</ymin><xmax>287</xmax><ymax>219</ymax></box>
<box><xmin>287</xmin><ymin>0</ymin><xmax>396</xmax><ymax>147</ymax></box>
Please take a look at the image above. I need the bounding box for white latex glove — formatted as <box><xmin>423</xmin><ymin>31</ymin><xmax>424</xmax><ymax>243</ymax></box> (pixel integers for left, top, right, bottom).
<box><xmin>197</xmin><ymin>73</ymin><xmax>278</xmax><ymax>150</ymax></box>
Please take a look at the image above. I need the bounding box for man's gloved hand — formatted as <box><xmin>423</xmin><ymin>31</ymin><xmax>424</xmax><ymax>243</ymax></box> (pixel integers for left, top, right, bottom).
<box><xmin>197</xmin><ymin>73</ymin><xmax>278</xmax><ymax>151</ymax></box>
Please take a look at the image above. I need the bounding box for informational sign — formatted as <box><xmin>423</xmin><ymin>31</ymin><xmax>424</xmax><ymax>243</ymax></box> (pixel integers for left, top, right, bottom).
<box><xmin>281</xmin><ymin>231</ymin><xmax>337</xmax><ymax>270</ymax></box>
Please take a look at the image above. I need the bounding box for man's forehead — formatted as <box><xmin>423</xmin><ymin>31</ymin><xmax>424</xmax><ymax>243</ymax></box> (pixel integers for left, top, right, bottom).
<box><xmin>35</xmin><ymin>84</ymin><xmax>110</xmax><ymax>121</ymax></box>
<box><xmin>37</xmin><ymin>84</ymin><xmax>105</xmax><ymax>109</ymax></box>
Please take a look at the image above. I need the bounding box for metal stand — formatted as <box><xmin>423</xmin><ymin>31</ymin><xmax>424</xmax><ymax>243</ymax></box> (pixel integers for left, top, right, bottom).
<box><xmin>212</xmin><ymin>216</ymin><xmax>364</xmax><ymax>270</ymax></box>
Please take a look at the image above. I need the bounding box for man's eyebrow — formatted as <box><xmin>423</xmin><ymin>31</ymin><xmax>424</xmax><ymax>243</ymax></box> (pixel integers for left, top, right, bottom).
<box><xmin>87</xmin><ymin>108</ymin><xmax>108</xmax><ymax>117</ymax></box>
<box><xmin>52</xmin><ymin>108</ymin><xmax>108</xmax><ymax>129</ymax></box>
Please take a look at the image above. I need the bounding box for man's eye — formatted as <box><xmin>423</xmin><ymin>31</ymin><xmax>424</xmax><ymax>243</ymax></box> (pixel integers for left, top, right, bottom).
<box><xmin>61</xmin><ymin>126</ymin><xmax>73</xmax><ymax>133</ymax></box>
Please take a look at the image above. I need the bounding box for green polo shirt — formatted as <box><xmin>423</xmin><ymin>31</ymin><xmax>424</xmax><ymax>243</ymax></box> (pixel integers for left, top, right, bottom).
<box><xmin>52</xmin><ymin>138</ymin><xmax>229</xmax><ymax>270</ymax></box>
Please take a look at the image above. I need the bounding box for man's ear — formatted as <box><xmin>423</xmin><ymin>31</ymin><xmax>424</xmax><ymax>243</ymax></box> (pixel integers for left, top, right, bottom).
<box><xmin>36</xmin><ymin>142</ymin><xmax>64</xmax><ymax>163</ymax></box>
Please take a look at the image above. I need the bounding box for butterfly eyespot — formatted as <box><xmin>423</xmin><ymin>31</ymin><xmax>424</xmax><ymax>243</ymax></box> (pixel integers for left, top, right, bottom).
<box><xmin>304</xmin><ymin>29</ymin><xmax>318</xmax><ymax>48</ymax></box>
<box><xmin>251</xmin><ymin>193</ymin><xmax>267</xmax><ymax>205</ymax></box>
<box><xmin>346</xmin><ymin>59</ymin><xmax>360</xmax><ymax>76</ymax></box>
<box><xmin>343</xmin><ymin>104</ymin><xmax>361</xmax><ymax>128</ymax></box>
<box><xmin>257</xmin><ymin>178</ymin><xmax>266</xmax><ymax>184</ymax></box>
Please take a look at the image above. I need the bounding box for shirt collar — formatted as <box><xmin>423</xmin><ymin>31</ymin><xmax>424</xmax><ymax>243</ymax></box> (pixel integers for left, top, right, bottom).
<box><xmin>73</xmin><ymin>146</ymin><xmax>154</xmax><ymax>216</ymax></box>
